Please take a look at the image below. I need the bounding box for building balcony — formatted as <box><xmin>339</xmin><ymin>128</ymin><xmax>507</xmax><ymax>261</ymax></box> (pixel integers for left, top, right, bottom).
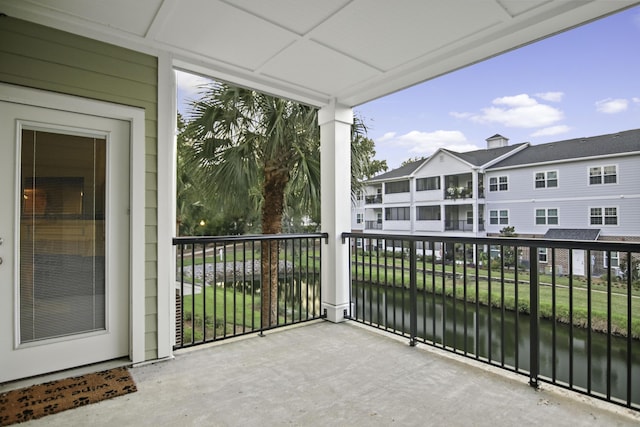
<box><xmin>365</xmin><ymin>220</ymin><xmax>382</xmax><ymax>230</ymax></box>
<box><xmin>13</xmin><ymin>319</ymin><xmax>638</xmax><ymax>426</ymax></box>
<box><xmin>5</xmin><ymin>233</ymin><xmax>638</xmax><ymax>425</ymax></box>
<box><xmin>364</xmin><ymin>195</ymin><xmax>382</xmax><ymax>204</ymax></box>
<box><xmin>445</xmin><ymin>219</ymin><xmax>485</xmax><ymax>232</ymax></box>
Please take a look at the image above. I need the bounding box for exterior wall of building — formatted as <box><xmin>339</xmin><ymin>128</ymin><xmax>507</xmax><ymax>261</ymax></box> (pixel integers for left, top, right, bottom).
<box><xmin>485</xmin><ymin>154</ymin><xmax>640</xmax><ymax>238</ymax></box>
<box><xmin>0</xmin><ymin>17</ymin><xmax>159</xmax><ymax>360</ymax></box>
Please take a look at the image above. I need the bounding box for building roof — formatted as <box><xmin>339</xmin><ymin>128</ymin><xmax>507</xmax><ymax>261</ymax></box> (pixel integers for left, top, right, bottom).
<box><xmin>488</xmin><ymin>128</ymin><xmax>640</xmax><ymax>169</ymax></box>
<box><xmin>544</xmin><ymin>228</ymin><xmax>601</xmax><ymax>241</ymax></box>
<box><xmin>366</xmin><ymin>142</ymin><xmax>527</xmax><ymax>183</ymax></box>
<box><xmin>443</xmin><ymin>143</ymin><xmax>527</xmax><ymax>167</ymax></box>
<box><xmin>367</xmin><ymin>158</ymin><xmax>426</xmax><ymax>182</ymax></box>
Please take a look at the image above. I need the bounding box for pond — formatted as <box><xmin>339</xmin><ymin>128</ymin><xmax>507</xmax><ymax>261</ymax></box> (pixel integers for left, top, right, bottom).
<box><xmin>354</xmin><ymin>285</ymin><xmax>640</xmax><ymax>406</ymax></box>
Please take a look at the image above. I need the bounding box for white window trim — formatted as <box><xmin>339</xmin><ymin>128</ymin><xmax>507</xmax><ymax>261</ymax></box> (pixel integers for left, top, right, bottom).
<box><xmin>535</xmin><ymin>208</ymin><xmax>559</xmax><ymax>226</ymax></box>
<box><xmin>588</xmin><ymin>164</ymin><xmax>618</xmax><ymax>186</ymax></box>
<box><xmin>489</xmin><ymin>209</ymin><xmax>509</xmax><ymax>225</ymax></box>
<box><xmin>534</xmin><ymin>170</ymin><xmax>558</xmax><ymax>189</ymax></box>
<box><xmin>489</xmin><ymin>175</ymin><xmax>509</xmax><ymax>192</ymax></box>
<box><xmin>589</xmin><ymin>205</ymin><xmax>619</xmax><ymax>227</ymax></box>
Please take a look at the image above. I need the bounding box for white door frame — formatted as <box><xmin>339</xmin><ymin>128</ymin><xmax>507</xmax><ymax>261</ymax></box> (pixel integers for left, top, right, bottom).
<box><xmin>0</xmin><ymin>83</ymin><xmax>146</xmax><ymax>365</ymax></box>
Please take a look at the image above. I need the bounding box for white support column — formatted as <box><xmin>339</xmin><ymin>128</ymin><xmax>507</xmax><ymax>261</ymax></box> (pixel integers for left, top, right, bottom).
<box><xmin>319</xmin><ymin>101</ymin><xmax>353</xmax><ymax>323</ymax></box>
<box><xmin>472</xmin><ymin>170</ymin><xmax>479</xmax><ymax>234</ymax></box>
<box><xmin>156</xmin><ymin>53</ymin><xmax>176</xmax><ymax>359</ymax></box>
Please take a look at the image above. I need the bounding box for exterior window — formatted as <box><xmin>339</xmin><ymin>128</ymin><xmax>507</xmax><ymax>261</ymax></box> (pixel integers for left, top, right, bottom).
<box><xmin>590</xmin><ymin>207</ymin><xmax>618</xmax><ymax>225</ymax></box>
<box><xmin>489</xmin><ymin>209</ymin><xmax>509</xmax><ymax>225</ymax></box>
<box><xmin>489</xmin><ymin>176</ymin><xmax>508</xmax><ymax>191</ymax></box>
<box><xmin>385</xmin><ymin>180</ymin><xmax>410</xmax><ymax>194</ymax></box>
<box><xmin>356</xmin><ymin>213</ymin><xmax>363</xmax><ymax>224</ymax></box>
<box><xmin>589</xmin><ymin>165</ymin><xmax>617</xmax><ymax>185</ymax></box>
<box><xmin>385</xmin><ymin>207</ymin><xmax>410</xmax><ymax>221</ymax></box>
<box><xmin>535</xmin><ymin>208</ymin><xmax>558</xmax><ymax>225</ymax></box>
<box><xmin>604</xmin><ymin>251</ymin><xmax>620</xmax><ymax>268</ymax></box>
<box><xmin>535</xmin><ymin>171</ymin><xmax>558</xmax><ymax>188</ymax></box>
<box><xmin>416</xmin><ymin>176</ymin><xmax>440</xmax><ymax>191</ymax></box>
<box><xmin>538</xmin><ymin>248</ymin><xmax>548</xmax><ymax>263</ymax></box>
<box><xmin>466</xmin><ymin>211</ymin><xmax>473</xmax><ymax>225</ymax></box>
<box><xmin>417</xmin><ymin>205</ymin><xmax>440</xmax><ymax>220</ymax></box>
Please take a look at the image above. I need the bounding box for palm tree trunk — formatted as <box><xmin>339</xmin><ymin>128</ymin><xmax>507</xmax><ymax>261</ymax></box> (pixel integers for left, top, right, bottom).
<box><xmin>260</xmin><ymin>165</ymin><xmax>287</xmax><ymax>328</ymax></box>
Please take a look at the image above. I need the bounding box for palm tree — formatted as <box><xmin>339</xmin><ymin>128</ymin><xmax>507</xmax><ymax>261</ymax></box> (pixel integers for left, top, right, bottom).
<box><xmin>185</xmin><ymin>83</ymin><xmax>320</xmax><ymax>328</ymax></box>
<box><xmin>184</xmin><ymin>82</ymin><xmax>387</xmax><ymax>328</ymax></box>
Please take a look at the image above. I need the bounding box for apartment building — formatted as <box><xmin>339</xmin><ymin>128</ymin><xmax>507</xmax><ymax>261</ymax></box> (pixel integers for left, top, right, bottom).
<box><xmin>352</xmin><ymin>129</ymin><xmax>640</xmax><ymax>272</ymax></box>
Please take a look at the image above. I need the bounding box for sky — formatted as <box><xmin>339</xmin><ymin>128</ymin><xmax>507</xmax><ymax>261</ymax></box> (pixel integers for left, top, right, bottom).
<box><xmin>177</xmin><ymin>5</ymin><xmax>640</xmax><ymax>170</ymax></box>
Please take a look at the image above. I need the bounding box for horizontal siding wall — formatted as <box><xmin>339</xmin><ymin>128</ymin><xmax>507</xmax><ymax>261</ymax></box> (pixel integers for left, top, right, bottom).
<box><xmin>0</xmin><ymin>16</ymin><xmax>159</xmax><ymax>360</ymax></box>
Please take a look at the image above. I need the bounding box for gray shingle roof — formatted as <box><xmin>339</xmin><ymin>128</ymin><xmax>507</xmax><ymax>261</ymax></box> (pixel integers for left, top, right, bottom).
<box><xmin>367</xmin><ymin>143</ymin><xmax>527</xmax><ymax>182</ymax></box>
<box><xmin>544</xmin><ymin>228</ymin><xmax>601</xmax><ymax>241</ymax></box>
<box><xmin>444</xmin><ymin>143</ymin><xmax>527</xmax><ymax>166</ymax></box>
<box><xmin>489</xmin><ymin>129</ymin><xmax>640</xmax><ymax>169</ymax></box>
<box><xmin>367</xmin><ymin>158</ymin><xmax>426</xmax><ymax>182</ymax></box>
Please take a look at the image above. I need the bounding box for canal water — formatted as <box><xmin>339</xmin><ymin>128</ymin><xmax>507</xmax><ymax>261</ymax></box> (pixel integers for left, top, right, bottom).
<box><xmin>354</xmin><ymin>286</ymin><xmax>640</xmax><ymax>406</ymax></box>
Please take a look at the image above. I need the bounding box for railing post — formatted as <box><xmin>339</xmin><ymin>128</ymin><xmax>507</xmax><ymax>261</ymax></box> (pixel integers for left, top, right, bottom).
<box><xmin>409</xmin><ymin>240</ymin><xmax>418</xmax><ymax>347</ymax></box>
<box><xmin>529</xmin><ymin>245</ymin><xmax>540</xmax><ymax>388</ymax></box>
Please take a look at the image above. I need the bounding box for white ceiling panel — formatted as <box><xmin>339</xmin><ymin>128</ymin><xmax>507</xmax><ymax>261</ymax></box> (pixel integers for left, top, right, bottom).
<box><xmin>497</xmin><ymin>0</ymin><xmax>554</xmax><ymax>18</ymax></box>
<box><xmin>154</xmin><ymin>0</ymin><xmax>298</xmax><ymax>70</ymax></box>
<box><xmin>260</xmin><ymin>39</ymin><xmax>380</xmax><ymax>97</ymax></box>
<box><xmin>21</xmin><ymin>0</ymin><xmax>163</xmax><ymax>36</ymax></box>
<box><xmin>1</xmin><ymin>0</ymin><xmax>638</xmax><ymax>107</ymax></box>
<box><xmin>227</xmin><ymin>0</ymin><xmax>351</xmax><ymax>35</ymax></box>
<box><xmin>310</xmin><ymin>0</ymin><xmax>503</xmax><ymax>71</ymax></box>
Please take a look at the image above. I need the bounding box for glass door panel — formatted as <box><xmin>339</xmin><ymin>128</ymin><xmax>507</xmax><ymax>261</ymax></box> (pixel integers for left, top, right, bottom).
<box><xmin>20</xmin><ymin>129</ymin><xmax>107</xmax><ymax>343</ymax></box>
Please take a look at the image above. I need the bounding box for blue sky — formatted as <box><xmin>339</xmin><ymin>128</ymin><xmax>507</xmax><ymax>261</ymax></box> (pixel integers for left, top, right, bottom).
<box><xmin>177</xmin><ymin>6</ymin><xmax>640</xmax><ymax>169</ymax></box>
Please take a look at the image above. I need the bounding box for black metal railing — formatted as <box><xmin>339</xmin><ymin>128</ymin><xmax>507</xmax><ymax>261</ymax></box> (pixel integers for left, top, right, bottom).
<box><xmin>343</xmin><ymin>232</ymin><xmax>640</xmax><ymax>411</ymax></box>
<box><xmin>365</xmin><ymin>220</ymin><xmax>383</xmax><ymax>230</ymax></box>
<box><xmin>365</xmin><ymin>195</ymin><xmax>383</xmax><ymax>204</ymax></box>
<box><xmin>444</xmin><ymin>219</ymin><xmax>485</xmax><ymax>232</ymax></box>
<box><xmin>173</xmin><ymin>233</ymin><xmax>327</xmax><ymax>349</ymax></box>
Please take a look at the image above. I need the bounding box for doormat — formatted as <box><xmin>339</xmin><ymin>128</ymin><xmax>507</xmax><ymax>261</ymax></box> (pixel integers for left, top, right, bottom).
<box><xmin>0</xmin><ymin>367</ymin><xmax>137</xmax><ymax>426</ymax></box>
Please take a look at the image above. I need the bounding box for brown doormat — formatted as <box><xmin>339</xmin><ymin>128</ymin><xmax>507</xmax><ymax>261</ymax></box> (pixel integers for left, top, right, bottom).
<box><xmin>0</xmin><ymin>367</ymin><xmax>137</xmax><ymax>426</ymax></box>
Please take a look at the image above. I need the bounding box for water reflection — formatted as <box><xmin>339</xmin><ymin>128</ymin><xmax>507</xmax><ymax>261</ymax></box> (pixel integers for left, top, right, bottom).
<box><xmin>355</xmin><ymin>285</ymin><xmax>639</xmax><ymax>405</ymax></box>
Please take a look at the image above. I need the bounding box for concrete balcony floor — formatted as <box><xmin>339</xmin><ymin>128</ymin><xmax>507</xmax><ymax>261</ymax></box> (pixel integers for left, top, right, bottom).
<box><xmin>16</xmin><ymin>321</ymin><xmax>640</xmax><ymax>426</ymax></box>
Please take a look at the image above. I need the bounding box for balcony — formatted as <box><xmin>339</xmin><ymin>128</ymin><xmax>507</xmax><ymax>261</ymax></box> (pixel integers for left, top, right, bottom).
<box><xmin>365</xmin><ymin>220</ymin><xmax>383</xmax><ymax>230</ymax></box>
<box><xmin>364</xmin><ymin>195</ymin><xmax>382</xmax><ymax>204</ymax></box>
<box><xmin>12</xmin><ymin>321</ymin><xmax>639</xmax><ymax>426</ymax></box>
<box><xmin>345</xmin><ymin>232</ymin><xmax>640</xmax><ymax>412</ymax></box>
<box><xmin>169</xmin><ymin>233</ymin><xmax>639</xmax><ymax>412</ymax></box>
<box><xmin>7</xmin><ymin>233</ymin><xmax>638</xmax><ymax>425</ymax></box>
<box><xmin>445</xmin><ymin>219</ymin><xmax>485</xmax><ymax>232</ymax></box>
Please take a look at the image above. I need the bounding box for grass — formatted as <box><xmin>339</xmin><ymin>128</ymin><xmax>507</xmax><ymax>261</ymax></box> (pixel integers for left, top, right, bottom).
<box><xmin>181</xmin><ymin>284</ymin><xmax>261</xmax><ymax>343</ymax></box>
<box><xmin>179</xmin><ymin>280</ymin><xmax>321</xmax><ymax>344</ymax></box>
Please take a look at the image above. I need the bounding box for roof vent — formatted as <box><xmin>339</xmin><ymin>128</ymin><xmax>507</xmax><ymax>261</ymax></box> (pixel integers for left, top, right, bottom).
<box><xmin>486</xmin><ymin>134</ymin><xmax>509</xmax><ymax>149</ymax></box>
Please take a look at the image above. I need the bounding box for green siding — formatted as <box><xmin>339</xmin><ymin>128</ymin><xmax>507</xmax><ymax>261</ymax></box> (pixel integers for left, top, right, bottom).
<box><xmin>0</xmin><ymin>16</ymin><xmax>159</xmax><ymax>359</ymax></box>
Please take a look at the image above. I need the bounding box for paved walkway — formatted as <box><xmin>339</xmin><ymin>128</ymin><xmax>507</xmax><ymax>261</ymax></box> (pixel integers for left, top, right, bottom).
<box><xmin>15</xmin><ymin>321</ymin><xmax>640</xmax><ymax>426</ymax></box>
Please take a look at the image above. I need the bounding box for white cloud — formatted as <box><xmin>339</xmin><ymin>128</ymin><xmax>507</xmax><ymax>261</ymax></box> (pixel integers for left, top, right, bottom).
<box><xmin>456</xmin><ymin>93</ymin><xmax>564</xmax><ymax>129</ymax></box>
<box><xmin>595</xmin><ymin>98</ymin><xmax>629</xmax><ymax>114</ymax></box>
<box><xmin>450</xmin><ymin>111</ymin><xmax>473</xmax><ymax>119</ymax></box>
<box><xmin>632</xmin><ymin>97</ymin><xmax>640</xmax><ymax>104</ymax></box>
<box><xmin>377</xmin><ymin>130</ymin><xmax>477</xmax><ymax>157</ymax></box>
<box><xmin>177</xmin><ymin>70</ymin><xmax>213</xmax><ymax>99</ymax></box>
<box><xmin>531</xmin><ymin>125</ymin><xmax>571</xmax><ymax>137</ymax></box>
<box><xmin>378</xmin><ymin>132</ymin><xmax>398</xmax><ymax>142</ymax></box>
<box><xmin>535</xmin><ymin>92</ymin><xmax>564</xmax><ymax>102</ymax></box>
